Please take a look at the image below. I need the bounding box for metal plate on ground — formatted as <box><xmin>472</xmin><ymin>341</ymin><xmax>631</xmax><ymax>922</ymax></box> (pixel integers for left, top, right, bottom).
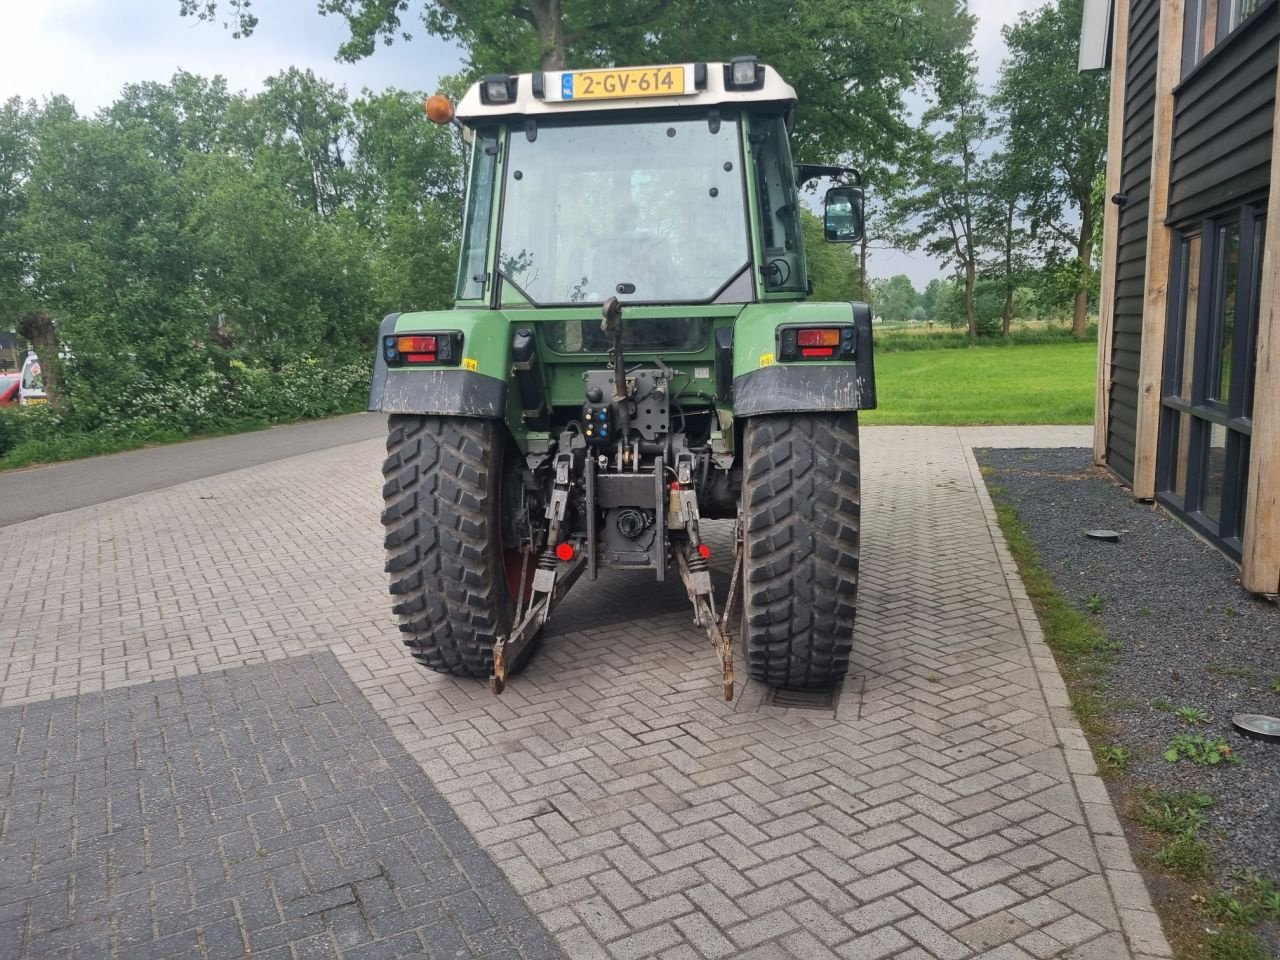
<box><xmin>1232</xmin><ymin>714</ymin><xmax>1280</xmax><ymax>742</ymax></box>
<box><xmin>1085</xmin><ymin>529</ymin><xmax>1121</xmax><ymax>542</ymax></box>
<box><xmin>770</xmin><ymin>686</ymin><xmax>837</xmax><ymax>710</ymax></box>
<box><xmin>735</xmin><ymin>675</ymin><xmax>861</xmax><ymax>720</ymax></box>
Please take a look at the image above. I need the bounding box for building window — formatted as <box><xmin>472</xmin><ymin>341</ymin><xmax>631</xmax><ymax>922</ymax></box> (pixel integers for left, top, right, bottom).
<box><xmin>1183</xmin><ymin>0</ymin><xmax>1271</xmax><ymax>75</ymax></box>
<box><xmin>1157</xmin><ymin>205</ymin><xmax>1265</xmax><ymax>557</ymax></box>
<box><xmin>1230</xmin><ymin>0</ymin><xmax>1265</xmax><ymax>30</ymax></box>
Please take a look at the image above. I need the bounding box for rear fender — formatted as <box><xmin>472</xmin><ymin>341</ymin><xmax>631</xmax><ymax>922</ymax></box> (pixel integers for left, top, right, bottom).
<box><xmin>368</xmin><ymin>310</ymin><xmax>511</xmax><ymax>417</ymax></box>
<box><xmin>730</xmin><ymin>301</ymin><xmax>876</xmax><ymax>416</ymax></box>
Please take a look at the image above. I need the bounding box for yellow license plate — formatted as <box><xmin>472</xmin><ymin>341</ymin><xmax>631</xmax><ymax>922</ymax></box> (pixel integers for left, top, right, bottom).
<box><xmin>565</xmin><ymin>66</ymin><xmax>685</xmax><ymax>101</ymax></box>
<box><xmin>25</xmin><ymin>397</ymin><xmax>46</xmax><ymax>405</ymax></box>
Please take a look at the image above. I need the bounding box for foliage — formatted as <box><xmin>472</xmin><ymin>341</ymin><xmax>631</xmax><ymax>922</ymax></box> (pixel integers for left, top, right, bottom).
<box><xmin>1175</xmin><ymin>706</ymin><xmax>1213</xmax><ymax>726</ymax></box>
<box><xmin>1130</xmin><ymin>787</ymin><xmax>1215</xmax><ymax>880</ymax></box>
<box><xmin>177</xmin><ymin>0</ymin><xmax>973</xmax><ymax>177</ymax></box>
<box><xmin>0</xmin><ymin>357</ymin><xmax>371</xmax><ymax>469</ymax></box>
<box><xmin>1095</xmin><ymin>744</ymin><xmax>1129</xmax><ymax>776</ymax></box>
<box><xmin>1163</xmin><ymin>734</ymin><xmax>1241</xmax><ymax>766</ymax></box>
<box><xmin>0</xmin><ymin>71</ymin><xmax>458</xmax><ymax>462</ymax></box>
<box><xmin>991</xmin><ymin>0</ymin><xmax>1109</xmax><ymax>337</ymax></box>
<box><xmin>892</xmin><ymin>51</ymin><xmax>991</xmax><ymax>336</ymax></box>
<box><xmin>873</xmin><ymin>322</ymin><xmax>1091</xmax><ymax>354</ymax></box>
<box><xmin>919</xmin><ymin>278</ymin><xmax>942</xmax><ymax>321</ymax></box>
<box><xmin>871</xmin><ymin>275</ymin><xmax>920</xmax><ymax>324</ymax></box>
<box><xmin>800</xmin><ymin>210</ymin><xmax>861</xmax><ymax>303</ymax></box>
<box><xmin>1203</xmin><ymin>928</ymin><xmax>1269</xmax><ymax>960</ymax></box>
<box><xmin>1207</xmin><ymin>879</ymin><xmax>1280</xmax><ymax>927</ymax></box>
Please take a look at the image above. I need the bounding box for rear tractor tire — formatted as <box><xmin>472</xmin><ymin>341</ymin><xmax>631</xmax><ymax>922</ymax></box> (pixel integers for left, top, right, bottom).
<box><xmin>741</xmin><ymin>412</ymin><xmax>861</xmax><ymax>688</ymax></box>
<box><xmin>380</xmin><ymin>415</ymin><xmax>534</xmax><ymax>678</ymax></box>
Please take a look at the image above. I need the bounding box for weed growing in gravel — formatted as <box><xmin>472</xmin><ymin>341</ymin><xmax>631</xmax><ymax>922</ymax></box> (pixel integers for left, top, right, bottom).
<box><xmin>1164</xmin><ymin>734</ymin><xmax>1241</xmax><ymax>766</ymax></box>
<box><xmin>1071</xmin><ymin>688</ymin><xmax>1111</xmax><ymax>739</ymax></box>
<box><xmin>1195</xmin><ymin>875</ymin><xmax>1280</xmax><ymax>960</ymax></box>
<box><xmin>1174</xmin><ymin>706</ymin><xmax>1213</xmax><ymax>726</ymax></box>
<box><xmin>1134</xmin><ymin>787</ymin><xmax>1213</xmax><ymax>834</ymax></box>
<box><xmin>1271</xmin><ymin>676</ymin><xmax>1279</xmax><ymax>695</ymax></box>
<box><xmin>1153</xmin><ymin>697</ymin><xmax>1174</xmax><ymax>712</ymax></box>
<box><xmin>1203</xmin><ymin>927</ymin><xmax>1270</xmax><ymax>960</ymax></box>
<box><xmin>1095</xmin><ymin>744</ymin><xmax>1129</xmax><ymax>775</ymax></box>
<box><xmin>1209</xmin><ymin>875</ymin><xmax>1280</xmax><ymax>925</ymax></box>
<box><xmin>1206</xmin><ymin>662</ymin><xmax>1256</xmax><ymax>681</ymax></box>
<box><xmin>1085</xmin><ymin>593</ymin><xmax>1104</xmax><ymax>614</ymax></box>
<box><xmin>1139</xmin><ymin>605</ymin><xmax>1153</xmax><ymax>617</ymax></box>
<box><xmin>1156</xmin><ymin>834</ymin><xmax>1213</xmax><ymax>879</ymax></box>
<box><xmin>1132</xmin><ymin>787</ymin><xmax>1214</xmax><ymax>881</ymax></box>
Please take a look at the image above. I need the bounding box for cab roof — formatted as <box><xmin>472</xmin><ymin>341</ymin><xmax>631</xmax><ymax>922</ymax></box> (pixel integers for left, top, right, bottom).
<box><xmin>454</xmin><ymin>60</ymin><xmax>797</xmax><ymax>125</ymax></box>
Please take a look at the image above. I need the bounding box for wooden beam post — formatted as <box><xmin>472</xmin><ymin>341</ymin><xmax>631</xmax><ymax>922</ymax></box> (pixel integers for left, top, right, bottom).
<box><xmin>1131</xmin><ymin>0</ymin><xmax>1185</xmax><ymax>500</ymax></box>
<box><xmin>1240</xmin><ymin>71</ymin><xmax>1280</xmax><ymax>596</ymax></box>
<box><xmin>1094</xmin><ymin>0</ymin><xmax>1133</xmax><ymax>466</ymax></box>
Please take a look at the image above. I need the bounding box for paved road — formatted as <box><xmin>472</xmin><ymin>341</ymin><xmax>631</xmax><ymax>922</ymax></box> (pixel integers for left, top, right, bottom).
<box><xmin>0</xmin><ymin>413</ymin><xmax>384</xmax><ymax>528</ymax></box>
<box><xmin>0</xmin><ymin>424</ymin><xmax>1173</xmax><ymax>959</ymax></box>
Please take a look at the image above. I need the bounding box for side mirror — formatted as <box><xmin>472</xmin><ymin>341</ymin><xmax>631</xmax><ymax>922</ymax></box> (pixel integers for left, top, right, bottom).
<box><xmin>823</xmin><ymin>186</ymin><xmax>864</xmax><ymax>243</ymax></box>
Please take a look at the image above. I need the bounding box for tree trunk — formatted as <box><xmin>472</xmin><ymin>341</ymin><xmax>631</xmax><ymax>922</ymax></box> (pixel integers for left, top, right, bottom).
<box><xmin>1002</xmin><ymin>198</ymin><xmax>1015</xmax><ymax>336</ymax></box>
<box><xmin>1075</xmin><ymin>216</ymin><xmax>1095</xmax><ymax>340</ymax></box>
<box><xmin>965</xmin><ymin>259</ymin><xmax>978</xmax><ymax>338</ymax></box>
<box><xmin>530</xmin><ymin>0</ymin><xmax>566</xmax><ymax>69</ymax></box>
<box><xmin>17</xmin><ymin>311</ymin><xmax>59</xmax><ymax>403</ymax></box>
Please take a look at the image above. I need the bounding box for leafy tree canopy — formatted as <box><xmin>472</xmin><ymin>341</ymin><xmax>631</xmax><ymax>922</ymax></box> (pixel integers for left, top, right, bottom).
<box><xmin>178</xmin><ymin>0</ymin><xmax>974</xmax><ymax>169</ymax></box>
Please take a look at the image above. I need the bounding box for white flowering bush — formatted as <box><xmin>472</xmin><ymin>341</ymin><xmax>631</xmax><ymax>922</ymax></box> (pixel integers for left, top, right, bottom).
<box><xmin>0</xmin><ymin>355</ymin><xmax>374</xmax><ymax>463</ymax></box>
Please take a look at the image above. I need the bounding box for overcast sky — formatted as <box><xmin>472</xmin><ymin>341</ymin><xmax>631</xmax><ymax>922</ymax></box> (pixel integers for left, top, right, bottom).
<box><xmin>1</xmin><ymin>0</ymin><xmax>1047</xmax><ymax>289</ymax></box>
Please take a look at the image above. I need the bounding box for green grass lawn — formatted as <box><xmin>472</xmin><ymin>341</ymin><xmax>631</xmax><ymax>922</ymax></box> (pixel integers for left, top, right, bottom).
<box><xmin>860</xmin><ymin>340</ymin><xmax>1096</xmax><ymax>425</ymax></box>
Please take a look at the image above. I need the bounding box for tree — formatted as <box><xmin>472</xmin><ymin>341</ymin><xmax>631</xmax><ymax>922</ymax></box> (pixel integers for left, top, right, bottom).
<box><xmin>993</xmin><ymin>0</ymin><xmax>1108</xmax><ymax>338</ymax></box>
<box><xmin>247</xmin><ymin>69</ymin><xmax>355</xmax><ymax>219</ymax></box>
<box><xmin>0</xmin><ymin>97</ymin><xmax>36</xmax><ymax>324</ymax></box>
<box><xmin>105</xmin><ymin>71</ymin><xmax>236</xmax><ymax>169</ymax></box>
<box><xmin>979</xmin><ymin>150</ymin><xmax>1033</xmax><ymax>335</ymax></box>
<box><xmin>871</xmin><ymin>274</ymin><xmax>919</xmax><ymax>324</ymax></box>
<box><xmin>893</xmin><ymin>51</ymin><xmax>991</xmax><ymax>337</ymax></box>
<box><xmin>800</xmin><ymin>210</ymin><xmax>861</xmax><ymax>303</ymax></box>
<box><xmin>920</xmin><ymin>278</ymin><xmax>942</xmax><ymax>321</ymax></box>
<box><xmin>178</xmin><ymin>1</ymin><xmax>974</xmax><ymax>176</ymax></box>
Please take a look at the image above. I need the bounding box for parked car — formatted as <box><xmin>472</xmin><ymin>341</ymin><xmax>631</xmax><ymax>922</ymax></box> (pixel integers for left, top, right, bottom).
<box><xmin>0</xmin><ymin>372</ymin><xmax>19</xmax><ymax>406</ymax></box>
<box><xmin>18</xmin><ymin>354</ymin><xmax>46</xmax><ymax>406</ymax></box>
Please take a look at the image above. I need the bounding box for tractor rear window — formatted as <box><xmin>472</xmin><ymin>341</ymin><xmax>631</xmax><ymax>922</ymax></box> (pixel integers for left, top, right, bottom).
<box><xmin>498</xmin><ymin>117</ymin><xmax>750</xmax><ymax>306</ymax></box>
<box><xmin>542</xmin><ymin>317</ymin><xmax>710</xmax><ymax>354</ymax></box>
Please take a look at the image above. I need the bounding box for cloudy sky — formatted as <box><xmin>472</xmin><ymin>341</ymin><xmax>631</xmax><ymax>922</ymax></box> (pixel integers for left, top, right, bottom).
<box><xmin>1</xmin><ymin>0</ymin><xmax>1047</xmax><ymax>288</ymax></box>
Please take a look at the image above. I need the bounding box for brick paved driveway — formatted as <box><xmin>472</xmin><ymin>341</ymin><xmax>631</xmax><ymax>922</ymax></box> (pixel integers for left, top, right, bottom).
<box><xmin>0</xmin><ymin>425</ymin><xmax>1171</xmax><ymax>959</ymax></box>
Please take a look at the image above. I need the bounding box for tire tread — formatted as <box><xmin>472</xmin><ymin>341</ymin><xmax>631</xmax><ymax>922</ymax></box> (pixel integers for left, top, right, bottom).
<box><xmin>741</xmin><ymin>413</ymin><xmax>861</xmax><ymax>688</ymax></box>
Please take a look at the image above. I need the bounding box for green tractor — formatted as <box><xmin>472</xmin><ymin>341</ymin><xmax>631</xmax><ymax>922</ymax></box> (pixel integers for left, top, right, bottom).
<box><xmin>369</xmin><ymin>57</ymin><xmax>876</xmax><ymax>699</ymax></box>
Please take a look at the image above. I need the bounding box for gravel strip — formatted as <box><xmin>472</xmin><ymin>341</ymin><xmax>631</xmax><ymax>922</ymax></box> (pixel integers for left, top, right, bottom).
<box><xmin>977</xmin><ymin>447</ymin><xmax>1279</xmax><ymax>948</ymax></box>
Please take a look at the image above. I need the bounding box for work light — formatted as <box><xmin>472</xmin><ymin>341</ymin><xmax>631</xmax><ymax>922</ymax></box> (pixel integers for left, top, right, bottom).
<box><xmin>480</xmin><ymin>75</ymin><xmax>517</xmax><ymax>104</ymax></box>
<box><xmin>726</xmin><ymin>56</ymin><xmax>762</xmax><ymax>89</ymax></box>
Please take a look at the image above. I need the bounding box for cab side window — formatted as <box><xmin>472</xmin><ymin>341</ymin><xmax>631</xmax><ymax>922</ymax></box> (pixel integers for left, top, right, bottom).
<box><xmin>751</xmin><ymin>116</ymin><xmax>806</xmax><ymax>292</ymax></box>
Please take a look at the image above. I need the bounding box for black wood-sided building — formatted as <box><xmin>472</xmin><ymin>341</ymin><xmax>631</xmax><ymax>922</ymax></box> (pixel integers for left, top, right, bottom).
<box><xmin>1084</xmin><ymin>0</ymin><xmax>1280</xmax><ymax>594</ymax></box>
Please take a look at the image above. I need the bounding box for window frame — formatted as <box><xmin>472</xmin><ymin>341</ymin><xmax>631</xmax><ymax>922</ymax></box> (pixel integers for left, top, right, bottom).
<box><xmin>1156</xmin><ymin>202</ymin><xmax>1265</xmax><ymax>558</ymax></box>
<box><xmin>1182</xmin><ymin>0</ymin><xmax>1277</xmax><ymax>78</ymax></box>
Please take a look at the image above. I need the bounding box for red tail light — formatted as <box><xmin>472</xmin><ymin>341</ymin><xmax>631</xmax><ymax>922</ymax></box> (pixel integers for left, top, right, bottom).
<box><xmin>397</xmin><ymin>336</ymin><xmax>438</xmax><ymax>353</ymax></box>
<box><xmin>383</xmin><ymin>331</ymin><xmax>462</xmax><ymax>367</ymax></box>
<box><xmin>555</xmin><ymin>542</ymin><xmax>575</xmax><ymax>561</ymax></box>
<box><xmin>777</xmin><ymin>324</ymin><xmax>856</xmax><ymax>362</ymax></box>
<box><xmin>796</xmin><ymin>328</ymin><xmax>840</xmax><ymax>347</ymax></box>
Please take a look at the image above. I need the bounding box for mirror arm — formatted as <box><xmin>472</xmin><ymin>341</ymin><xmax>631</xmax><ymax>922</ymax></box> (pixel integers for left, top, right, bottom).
<box><xmin>796</xmin><ymin>163</ymin><xmax>863</xmax><ymax>187</ymax></box>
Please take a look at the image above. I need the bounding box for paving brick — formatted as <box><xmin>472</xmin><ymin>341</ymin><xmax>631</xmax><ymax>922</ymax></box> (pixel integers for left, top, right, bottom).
<box><xmin>0</xmin><ymin>658</ymin><xmax>558</xmax><ymax>960</ymax></box>
<box><xmin>0</xmin><ymin>424</ymin><xmax>1165</xmax><ymax>959</ymax></box>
